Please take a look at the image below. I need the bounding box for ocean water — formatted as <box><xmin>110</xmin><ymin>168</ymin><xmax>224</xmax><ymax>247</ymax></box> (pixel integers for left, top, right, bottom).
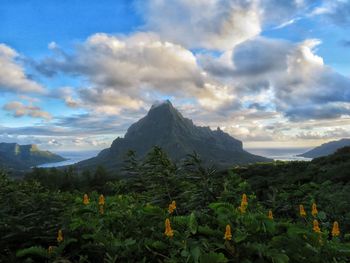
<box><xmin>246</xmin><ymin>147</ymin><xmax>312</xmax><ymax>161</ymax></box>
<box><xmin>37</xmin><ymin>150</ymin><xmax>100</xmax><ymax>168</ymax></box>
<box><xmin>37</xmin><ymin>147</ymin><xmax>313</xmax><ymax>168</ymax></box>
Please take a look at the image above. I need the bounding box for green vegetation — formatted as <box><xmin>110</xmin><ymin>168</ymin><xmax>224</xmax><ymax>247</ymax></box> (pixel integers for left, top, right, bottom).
<box><xmin>1</xmin><ymin>147</ymin><xmax>350</xmax><ymax>262</ymax></box>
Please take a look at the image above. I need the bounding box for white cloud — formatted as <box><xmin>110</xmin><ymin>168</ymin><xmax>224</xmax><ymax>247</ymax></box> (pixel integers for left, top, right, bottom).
<box><xmin>37</xmin><ymin>32</ymin><xmax>239</xmax><ymax>113</ymax></box>
<box><xmin>0</xmin><ymin>44</ymin><xmax>44</xmax><ymax>94</ymax></box>
<box><xmin>139</xmin><ymin>0</ymin><xmax>316</xmax><ymax>50</ymax></box>
<box><xmin>274</xmin><ymin>17</ymin><xmax>302</xmax><ymax>29</ymax></box>
<box><xmin>201</xmin><ymin>37</ymin><xmax>350</xmax><ymax>121</ymax></box>
<box><xmin>139</xmin><ymin>0</ymin><xmax>262</xmax><ymax>50</ymax></box>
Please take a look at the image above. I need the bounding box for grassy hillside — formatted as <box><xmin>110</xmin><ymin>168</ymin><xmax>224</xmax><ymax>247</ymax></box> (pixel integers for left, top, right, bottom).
<box><xmin>1</xmin><ymin>147</ymin><xmax>350</xmax><ymax>262</ymax></box>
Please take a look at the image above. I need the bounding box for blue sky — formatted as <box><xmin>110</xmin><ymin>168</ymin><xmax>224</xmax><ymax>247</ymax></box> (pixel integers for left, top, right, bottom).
<box><xmin>1</xmin><ymin>0</ymin><xmax>350</xmax><ymax>151</ymax></box>
<box><xmin>0</xmin><ymin>0</ymin><xmax>142</xmax><ymax>55</ymax></box>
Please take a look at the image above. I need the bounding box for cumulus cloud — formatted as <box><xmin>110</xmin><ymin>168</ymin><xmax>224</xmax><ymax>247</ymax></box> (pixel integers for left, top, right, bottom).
<box><xmin>36</xmin><ymin>33</ymin><xmax>238</xmax><ymax>113</ymax></box>
<box><xmin>0</xmin><ymin>44</ymin><xmax>44</xmax><ymax>94</ymax></box>
<box><xmin>139</xmin><ymin>0</ymin><xmax>315</xmax><ymax>50</ymax></box>
<box><xmin>139</xmin><ymin>0</ymin><xmax>262</xmax><ymax>50</ymax></box>
<box><xmin>3</xmin><ymin>101</ymin><xmax>52</xmax><ymax>121</ymax></box>
<box><xmin>201</xmin><ymin>37</ymin><xmax>350</xmax><ymax>121</ymax></box>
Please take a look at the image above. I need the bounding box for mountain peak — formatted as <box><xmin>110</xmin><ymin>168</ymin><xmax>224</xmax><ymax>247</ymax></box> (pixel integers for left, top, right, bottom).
<box><xmin>146</xmin><ymin>100</ymin><xmax>184</xmax><ymax>123</ymax></box>
<box><xmin>76</xmin><ymin>101</ymin><xmax>271</xmax><ymax>171</ymax></box>
<box><xmin>150</xmin><ymin>99</ymin><xmax>173</xmax><ymax>110</ymax></box>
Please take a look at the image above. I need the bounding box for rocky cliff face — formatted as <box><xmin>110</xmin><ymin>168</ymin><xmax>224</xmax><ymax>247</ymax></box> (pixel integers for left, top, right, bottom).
<box><xmin>76</xmin><ymin>100</ymin><xmax>271</xmax><ymax>171</ymax></box>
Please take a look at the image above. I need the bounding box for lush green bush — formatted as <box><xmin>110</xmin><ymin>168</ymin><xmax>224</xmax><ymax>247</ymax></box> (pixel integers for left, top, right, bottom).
<box><xmin>1</xmin><ymin>148</ymin><xmax>350</xmax><ymax>262</ymax></box>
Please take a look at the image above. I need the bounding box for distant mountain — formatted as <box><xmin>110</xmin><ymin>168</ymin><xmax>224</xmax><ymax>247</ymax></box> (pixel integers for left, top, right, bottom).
<box><xmin>298</xmin><ymin>138</ymin><xmax>350</xmax><ymax>158</ymax></box>
<box><xmin>0</xmin><ymin>143</ymin><xmax>65</xmax><ymax>171</ymax></box>
<box><xmin>76</xmin><ymin>100</ymin><xmax>271</xmax><ymax>171</ymax></box>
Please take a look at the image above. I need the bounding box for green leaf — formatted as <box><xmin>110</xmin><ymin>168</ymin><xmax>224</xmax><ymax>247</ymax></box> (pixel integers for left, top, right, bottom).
<box><xmin>271</xmin><ymin>254</ymin><xmax>289</xmax><ymax>263</ymax></box>
<box><xmin>317</xmin><ymin>211</ymin><xmax>326</xmax><ymax>220</ymax></box>
<box><xmin>124</xmin><ymin>238</ymin><xmax>136</xmax><ymax>246</ymax></box>
<box><xmin>200</xmin><ymin>252</ymin><xmax>228</xmax><ymax>263</ymax></box>
<box><xmin>189</xmin><ymin>212</ymin><xmax>198</xmax><ymax>235</ymax></box>
<box><xmin>16</xmin><ymin>246</ymin><xmax>48</xmax><ymax>258</ymax></box>
<box><xmin>181</xmin><ymin>249</ymin><xmax>189</xmax><ymax>257</ymax></box>
<box><xmin>190</xmin><ymin>246</ymin><xmax>201</xmax><ymax>263</ymax></box>
<box><xmin>149</xmin><ymin>241</ymin><xmax>167</xmax><ymax>250</ymax></box>
<box><xmin>234</xmin><ymin>231</ymin><xmax>248</xmax><ymax>243</ymax></box>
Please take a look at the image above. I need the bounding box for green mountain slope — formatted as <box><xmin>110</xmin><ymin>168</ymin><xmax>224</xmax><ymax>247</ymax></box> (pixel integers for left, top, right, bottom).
<box><xmin>0</xmin><ymin>142</ymin><xmax>65</xmax><ymax>171</ymax></box>
<box><xmin>76</xmin><ymin>100</ymin><xmax>271</xmax><ymax>171</ymax></box>
<box><xmin>298</xmin><ymin>138</ymin><xmax>350</xmax><ymax>158</ymax></box>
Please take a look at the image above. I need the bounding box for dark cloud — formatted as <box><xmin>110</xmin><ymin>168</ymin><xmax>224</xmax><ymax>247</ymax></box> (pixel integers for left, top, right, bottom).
<box><xmin>232</xmin><ymin>38</ymin><xmax>291</xmax><ymax>76</ymax></box>
<box><xmin>55</xmin><ymin>113</ymin><xmax>134</xmax><ymax>134</ymax></box>
<box><xmin>248</xmin><ymin>103</ymin><xmax>268</xmax><ymax>111</ymax></box>
<box><xmin>285</xmin><ymin>104</ymin><xmax>350</xmax><ymax>121</ymax></box>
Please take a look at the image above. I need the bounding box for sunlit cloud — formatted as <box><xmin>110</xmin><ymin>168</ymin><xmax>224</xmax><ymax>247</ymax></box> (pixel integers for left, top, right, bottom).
<box><xmin>0</xmin><ymin>44</ymin><xmax>44</xmax><ymax>94</ymax></box>
<box><xmin>3</xmin><ymin>101</ymin><xmax>52</xmax><ymax>121</ymax></box>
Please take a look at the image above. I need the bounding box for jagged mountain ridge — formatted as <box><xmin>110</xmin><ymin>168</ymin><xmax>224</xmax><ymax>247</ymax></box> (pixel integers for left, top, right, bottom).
<box><xmin>0</xmin><ymin>142</ymin><xmax>66</xmax><ymax>171</ymax></box>
<box><xmin>76</xmin><ymin>100</ymin><xmax>271</xmax><ymax>171</ymax></box>
<box><xmin>298</xmin><ymin>138</ymin><xmax>350</xmax><ymax>158</ymax></box>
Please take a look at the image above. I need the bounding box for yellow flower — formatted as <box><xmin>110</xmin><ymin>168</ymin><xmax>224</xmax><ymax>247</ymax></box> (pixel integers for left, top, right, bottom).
<box><xmin>168</xmin><ymin>200</ymin><xmax>176</xmax><ymax>214</ymax></box>
<box><xmin>164</xmin><ymin>218</ymin><xmax>174</xmax><ymax>237</ymax></box>
<box><xmin>224</xmin><ymin>224</ymin><xmax>232</xmax><ymax>241</ymax></box>
<box><xmin>99</xmin><ymin>194</ymin><xmax>105</xmax><ymax>206</ymax></box>
<box><xmin>57</xmin><ymin>229</ymin><xmax>64</xmax><ymax>243</ymax></box>
<box><xmin>268</xmin><ymin>210</ymin><xmax>273</xmax><ymax>220</ymax></box>
<box><xmin>311</xmin><ymin>203</ymin><xmax>318</xmax><ymax>217</ymax></box>
<box><xmin>313</xmin><ymin>220</ymin><xmax>321</xmax><ymax>233</ymax></box>
<box><xmin>239</xmin><ymin>194</ymin><xmax>248</xmax><ymax>214</ymax></box>
<box><xmin>332</xmin><ymin>221</ymin><xmax>340</xmax><ymax>237</ymax></box>
<box><xmin>83</xmin><ymin>194</ymin><xmax>89</xmax><ymax>205</ymax></box>
<box><xmin>299</xmin><ymin>205</ymin><xmax>306</xmax><ymax>217</ymax></box>
<box><xmin>48</xmin><ymin>246</ymin><xmax>54</xmax><ymax>254</ymax></box>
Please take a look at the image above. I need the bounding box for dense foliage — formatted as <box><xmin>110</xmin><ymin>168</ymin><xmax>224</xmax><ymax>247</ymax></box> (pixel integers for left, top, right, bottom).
<box><xmin>1</xmin><ymin>147</ymin><xmax>350</xmax><ymax>262</ymax></box>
